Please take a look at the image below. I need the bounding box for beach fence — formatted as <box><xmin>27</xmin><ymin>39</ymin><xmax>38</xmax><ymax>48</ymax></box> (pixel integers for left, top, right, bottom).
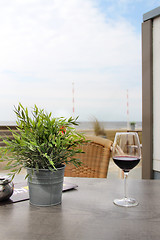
<box><xmin>0</xmin><ymin>126</ymin><xmax>17</xmax><ymax>171</ymax></box>
<box><xmin>0</xmin><ymin>126</ymin><xmax>18</xmax><ymax>147</ymax></box>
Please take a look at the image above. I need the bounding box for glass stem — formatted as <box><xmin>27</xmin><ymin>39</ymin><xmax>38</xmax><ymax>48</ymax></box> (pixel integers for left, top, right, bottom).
<box><xmin>124</xmin><ymin>172</ymin><xmax>128</xmax><ymax>199</ymax></box>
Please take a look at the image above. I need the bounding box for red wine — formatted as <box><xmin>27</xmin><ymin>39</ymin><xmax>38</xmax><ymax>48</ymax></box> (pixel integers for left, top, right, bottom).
<box><xmin>113</xmin><ymin>156</ymin><xmax>140</xmax><ymax>172</ymax></box>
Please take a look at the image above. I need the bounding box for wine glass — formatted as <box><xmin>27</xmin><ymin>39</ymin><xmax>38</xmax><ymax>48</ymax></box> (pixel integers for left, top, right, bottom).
<box><xmin>112</xmin><ymin>132</ymin><xmax>141</xmax><ymax>207</ymax></box>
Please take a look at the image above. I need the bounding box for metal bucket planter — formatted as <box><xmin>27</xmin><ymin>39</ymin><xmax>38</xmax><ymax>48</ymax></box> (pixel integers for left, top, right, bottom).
<box><xmin>27</xmin><ymin>165</ymin><xmax>65</xmax><ymax>207</ymax></box>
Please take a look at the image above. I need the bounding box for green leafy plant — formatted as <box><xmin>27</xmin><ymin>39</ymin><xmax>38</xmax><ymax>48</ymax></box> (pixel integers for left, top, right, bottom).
<box><xmin>0</xmin><ymin>103</ymin><xmax>86</xmax><ymax>179</ymax></box>
<box><xmin>130</xmin><ymin>122</ymin><xmax>136</xmax><ymax>126</ymax></box>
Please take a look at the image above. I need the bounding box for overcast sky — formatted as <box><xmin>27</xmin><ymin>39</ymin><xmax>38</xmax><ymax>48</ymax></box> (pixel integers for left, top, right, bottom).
<box><xmin>0</xmin><ymin>0</ymin><xmax>159</xmax><ymax>122</ymax></box>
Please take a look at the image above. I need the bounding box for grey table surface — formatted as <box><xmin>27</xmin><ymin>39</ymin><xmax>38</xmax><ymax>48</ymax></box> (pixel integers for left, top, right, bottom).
<box><xmin>1</xmin><ymin>177</ymin><xmax>160</xmax><ymax>240</ymax></box>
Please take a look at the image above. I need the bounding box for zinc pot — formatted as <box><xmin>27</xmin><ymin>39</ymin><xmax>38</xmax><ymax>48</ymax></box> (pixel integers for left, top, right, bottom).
<box><xmin>130</xmin><ymin>125</ymin><xmax>135</xmax><ymax>131</ymax></box>
<box><xmin>27</xmin><ymin>165</ymin><xmax>65</xmax><ymax>207</ymax></box>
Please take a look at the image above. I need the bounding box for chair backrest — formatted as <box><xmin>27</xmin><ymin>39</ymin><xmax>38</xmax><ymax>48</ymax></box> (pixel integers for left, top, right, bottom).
<box><xmin>64</xmin><ymin>135</ymin><xmax>113</xmax><ymax>178</ymax></box>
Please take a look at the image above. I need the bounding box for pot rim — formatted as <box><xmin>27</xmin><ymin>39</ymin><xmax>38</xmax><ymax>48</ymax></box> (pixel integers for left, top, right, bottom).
<box><xmin>26</xmin><ymin>164</ymin><xmax>66</xmax><ymax>171</ymax></box>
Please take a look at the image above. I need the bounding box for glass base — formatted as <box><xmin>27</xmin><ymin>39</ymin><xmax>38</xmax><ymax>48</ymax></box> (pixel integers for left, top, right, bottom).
<box><xmin>113</xmin><ymin>197</ymin><xmax>138</xmax><ymax>207</ymax></box>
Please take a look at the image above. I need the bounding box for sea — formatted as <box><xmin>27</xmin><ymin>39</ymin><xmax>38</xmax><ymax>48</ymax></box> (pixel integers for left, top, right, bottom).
<box><xmin>75</xmin><ymin>121</ymin><xmax>142</xmax><ymax>130</ymax></box>
<box><xmin>0</xmin><ymin>121</ymin><xmax>142</xmax><ymax>130</ymax></box>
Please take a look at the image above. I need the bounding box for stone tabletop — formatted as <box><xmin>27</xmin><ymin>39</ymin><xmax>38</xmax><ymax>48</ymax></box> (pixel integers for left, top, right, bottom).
<box><xmin>0</xmin><ymin>177</ymin><xmax>160</xmax><ymax>240</ymax></box>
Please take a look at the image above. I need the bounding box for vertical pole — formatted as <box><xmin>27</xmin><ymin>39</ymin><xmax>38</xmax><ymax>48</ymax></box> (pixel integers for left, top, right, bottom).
<box><xmin>72</xmin><ymin>82</ymin><xmax>75</xmax><ymax>118</ymax></box>
<box><xmin>127</xmin><ymin>89</ymin><xmax>130</xmax><ymax>130</ymax></box>
<box><xmin>142</xmin><ymin>20</ymin><xmax>153</xmax><ymax>179</ymax></box>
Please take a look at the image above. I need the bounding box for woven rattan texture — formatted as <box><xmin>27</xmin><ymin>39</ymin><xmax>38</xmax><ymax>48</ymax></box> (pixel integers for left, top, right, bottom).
<box><xmin>64</xmin><ymin>135</ymin><xmax>112</xmax><ymax>178</ymax></box>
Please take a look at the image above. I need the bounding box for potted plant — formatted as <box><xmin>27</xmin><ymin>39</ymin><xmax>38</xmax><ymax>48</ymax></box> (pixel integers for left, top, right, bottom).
<box><xmin>0</xmin><ymin>103</ymin><xmax>86</xmax><ymax>206</ymax></box>
<box><xmin>130</xmin><ymin>122</ymin><xmax>136</xmax><ymax>131</ymax></box>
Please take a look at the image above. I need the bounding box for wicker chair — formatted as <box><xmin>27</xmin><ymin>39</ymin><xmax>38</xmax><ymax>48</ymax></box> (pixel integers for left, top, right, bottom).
<box><xmin>64</xmin><ymin>135</ymin><xmax>113</xmax><ymax>178</ymax></box>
